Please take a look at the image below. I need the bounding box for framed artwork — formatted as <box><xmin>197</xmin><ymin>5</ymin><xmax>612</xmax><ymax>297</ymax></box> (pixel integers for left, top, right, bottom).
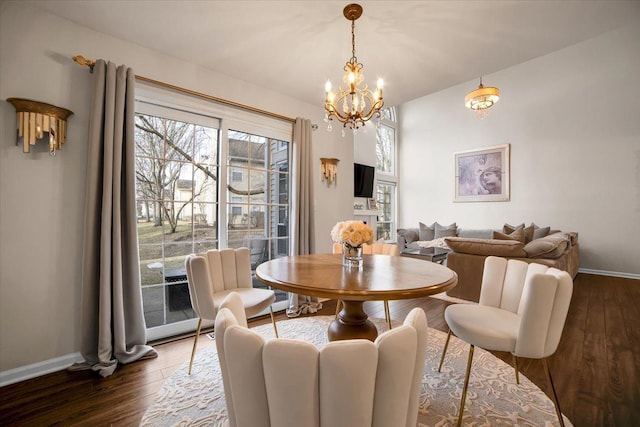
<box><xmin>367</xmin><ymin>198</ymin><xmax>378</xmax><ymax>210</ymax></box>
<box><xmin>454</xmin><ymin>143</ymin><xmax>510</xmax><ymax>202</ymax></box>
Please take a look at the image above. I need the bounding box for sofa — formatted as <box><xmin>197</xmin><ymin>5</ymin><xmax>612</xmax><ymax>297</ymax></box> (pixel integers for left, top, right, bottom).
<box><xmin>397</xmin><ymin>222</ymin><xmax>579</xmax><ymax>302</ymax></box>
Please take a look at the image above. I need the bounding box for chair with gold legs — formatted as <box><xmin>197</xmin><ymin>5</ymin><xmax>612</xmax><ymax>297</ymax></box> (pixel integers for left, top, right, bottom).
<box><xmin>332</xmin><ymin>242</ymin><xmax>399</xmax><ymax>329</ymax></box>
<box><xmin>185</xmin><ymin>247</ymin><xmax>279</xmax><ymax>375</ymax></box>
<box><xmin>438</xmin><ymin>256</ymin><xmax>573</xmax><ymax>427</ymax></box>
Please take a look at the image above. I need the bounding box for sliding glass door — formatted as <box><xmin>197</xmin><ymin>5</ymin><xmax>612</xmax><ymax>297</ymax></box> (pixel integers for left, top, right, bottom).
<box><xmin>134</xmin><ymin>85</ymin><xmax>291</xmax><ymax>340</ymax></box>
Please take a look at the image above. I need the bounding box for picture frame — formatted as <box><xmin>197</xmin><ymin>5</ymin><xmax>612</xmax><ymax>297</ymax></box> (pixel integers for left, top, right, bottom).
<box><xmin>367</xmin><ymin>198</ymin><xmax>378</xmax><ymax>210</ymax></box>
<box><xmin>454</xmin><ymin>143</ymin><xmax>510</xmax><ymax>202</ymax></box>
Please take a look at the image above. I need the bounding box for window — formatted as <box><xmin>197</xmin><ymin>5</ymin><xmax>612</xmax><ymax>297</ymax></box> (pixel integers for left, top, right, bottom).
<box><xmin>375</xmin><ymin>107</ymin><xmax>398</xmax><ymax>241</ymax></box>
<box><xmin>231</xmin><ymin>170</ymin><xmax>243</xmax><ymax>182</ymax></box>
<box><xmin>135</xmin><ymin>84</ymin><xmax>291</xmax><ymax>339</ymax></box>
<box><xmin>376</xmin><ymin>181</ymin><xmax>396</xmax><ymax>241</ymax></box>
<box><xmin>376</xmin><ymin>123</ymin><xmax>395</xmax><ymax>175</ymax></box>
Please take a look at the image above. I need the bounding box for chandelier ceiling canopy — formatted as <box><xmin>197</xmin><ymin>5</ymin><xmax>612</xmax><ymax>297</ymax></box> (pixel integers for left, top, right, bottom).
<box><xmin>324</xmin><ymin>3</ymin><xmax>384</xmax><ymax>132</ymax></box>
<box><xmin>465</xmin><ymin>77</ymin><xmax>500</xmax><ymax>119</ymax></box>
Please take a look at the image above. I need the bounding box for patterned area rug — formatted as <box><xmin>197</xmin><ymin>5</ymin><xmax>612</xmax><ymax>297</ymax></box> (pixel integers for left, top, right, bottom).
<box><xmin>141</xmin><ymin>316</ymin><xmax>571</xmax><ymax>426</ymax></box>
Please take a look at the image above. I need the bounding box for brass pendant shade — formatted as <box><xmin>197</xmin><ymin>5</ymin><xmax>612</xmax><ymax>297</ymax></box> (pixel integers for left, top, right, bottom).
<box><xmin>465</xmin><ymin>78</ymin><xmax>500</xmax><ymax>119</ymax></box>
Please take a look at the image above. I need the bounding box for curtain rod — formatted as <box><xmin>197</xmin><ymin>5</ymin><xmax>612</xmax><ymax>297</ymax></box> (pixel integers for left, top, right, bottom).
<box><xmin>72</xmin><ymin>55</ymin><xmax>296</xmax><ymax>124</ymax></box>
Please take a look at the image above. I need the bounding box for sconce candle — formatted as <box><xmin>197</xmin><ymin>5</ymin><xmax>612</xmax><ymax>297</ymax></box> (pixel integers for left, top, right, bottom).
<box><xmin>7</xmin><ymin>98</ymin><xmax>74</xmax><ymax>155</ymax></box>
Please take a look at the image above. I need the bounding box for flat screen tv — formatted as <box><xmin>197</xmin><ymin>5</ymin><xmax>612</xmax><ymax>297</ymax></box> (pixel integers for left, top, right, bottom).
<box><xmin>354</xmin><ymin>163</ymin><xmax>375</xmax><ymax>198</ymax></box>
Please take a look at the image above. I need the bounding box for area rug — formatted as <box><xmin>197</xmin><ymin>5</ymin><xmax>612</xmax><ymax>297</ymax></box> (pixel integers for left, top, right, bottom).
<box><xmin>141</xmin><ymin>316</ymin><xmax>571</xmax><ymax>427</ymax></box>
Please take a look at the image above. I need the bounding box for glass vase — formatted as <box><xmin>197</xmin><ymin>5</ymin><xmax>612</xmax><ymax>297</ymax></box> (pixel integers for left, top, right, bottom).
<box><xmin>342</xmin><ymin>243</ymin><xmax>363</xmax><ymax>268</ymax></box>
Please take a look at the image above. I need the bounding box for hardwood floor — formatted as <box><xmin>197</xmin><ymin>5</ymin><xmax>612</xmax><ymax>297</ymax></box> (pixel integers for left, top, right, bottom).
<box><xmin>1</xmin><ymin>273</ymin><xmax>638</xmax><ymax>426</ymax></box>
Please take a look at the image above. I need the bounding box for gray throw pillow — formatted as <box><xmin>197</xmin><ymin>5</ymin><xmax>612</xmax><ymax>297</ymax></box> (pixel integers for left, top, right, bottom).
<box><xmin>434</xmin><ymin>222</ymin><xmax>457</xmax><ymax>239</ymax></box>
<box><xmin>533</xmin><ymin>226</ymin><xmax>551</xmax><ymax>240</ymax></box>
<box><xmin>418</xmin><ymin>222</ymin><xmax>435</xmax><ymax>241</ymax></box>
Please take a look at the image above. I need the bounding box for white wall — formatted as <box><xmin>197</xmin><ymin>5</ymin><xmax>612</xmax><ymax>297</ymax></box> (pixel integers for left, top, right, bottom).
<box><xmin>0</xmin><ymin>2</ymin><xmax>352</xmax><ymax>373</ymax></box>
<box><xmin>399</xmin><ymin>24</ymin><xmax>640</xmax><ymax>275</ymax></box>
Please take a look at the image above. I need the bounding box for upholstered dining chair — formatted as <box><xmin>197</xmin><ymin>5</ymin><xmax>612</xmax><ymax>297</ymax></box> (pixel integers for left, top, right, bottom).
<box><xmin>215</xmin><ymin>291</ymin><xmax>428</xmax><ymax>427</ymax></box>
<box><xmin>438</xmin><ymin>256</ymin><xmax>573</xmax><ymax>427</ymax></box>
<box><xmin>184</xmin><ymin>247</ymin><xmax>279</xmax><ymax>375</ymax></box>
<box><xmin>332</xmin><ymin>242</ymin><xmax>399</xmax><ymax>329</ymax></box>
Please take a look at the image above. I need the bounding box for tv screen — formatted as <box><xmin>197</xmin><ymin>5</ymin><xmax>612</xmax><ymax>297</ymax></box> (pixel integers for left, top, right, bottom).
<box><xmin>354</xmin><ymin>163</ymin><xmax>375</xmax><ymax>198</ymax></box>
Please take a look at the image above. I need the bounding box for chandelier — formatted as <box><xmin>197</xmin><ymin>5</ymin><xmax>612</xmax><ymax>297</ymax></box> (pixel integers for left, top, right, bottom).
<box><xmin>465</xmin><ymin>77</ymin><xmax>500</xmax><ymax>119</ymax></box>
<box><xmin>324</xmin><ymin>3</ymin><xmax>384</xmax><ymax>131</ymax></box>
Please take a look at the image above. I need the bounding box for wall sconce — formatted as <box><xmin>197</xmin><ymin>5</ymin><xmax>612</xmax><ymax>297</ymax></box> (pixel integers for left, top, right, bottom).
<box><xmin>320</xmin><ymin>157</ymin><xmax>339</xmax><ymax>186</ymax></box>
<box><xmin>7</xmin><ymin>98</ymin><xmax>74</xmax><ymax>156</ymax></box>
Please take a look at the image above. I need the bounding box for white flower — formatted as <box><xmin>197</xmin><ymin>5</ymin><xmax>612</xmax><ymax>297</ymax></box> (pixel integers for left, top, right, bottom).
<box><xmin>330</xmin><ymin>220</ymin><xmax>374</xmax><ymax>248</ymax></box>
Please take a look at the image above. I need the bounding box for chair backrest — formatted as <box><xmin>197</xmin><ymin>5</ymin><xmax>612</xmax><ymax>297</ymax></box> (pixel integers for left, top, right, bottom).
<box><xmin>215</xmin><ymin>297</ymin><xmax>428</xmax><ymax>427</ymax></box>
<box><xmin>332</xmin><ymin>242</ymin><xmax>399</xmax><ymax>256</ymax></box>
<box><xmin>185</xmin><ymin>248</ymin><xmax>253</xmax><ymax>320</ymax></box>
<box><xmin>480</xmin><ymin>256</ymin><xmax>574</xmax><ymax>358</ymax></box>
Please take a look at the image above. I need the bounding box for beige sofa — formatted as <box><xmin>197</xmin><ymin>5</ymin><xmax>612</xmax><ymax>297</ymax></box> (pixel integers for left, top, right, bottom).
<box><xmin>444</xmin><ymin>230</ymin><xmax>579</xmax><ymax>302</ymax></box>
<box><xmin>396</xmin><ymin>222</ymin><xmax>579</xmax><ymax>303</ymax></box>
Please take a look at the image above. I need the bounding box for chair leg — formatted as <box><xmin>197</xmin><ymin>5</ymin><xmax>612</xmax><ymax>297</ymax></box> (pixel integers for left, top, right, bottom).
<box><xmin>438</xmin><ymin>329</ymin><xmax>452</xmax><ymax>373</ymax></box>
<box><xmin>513</xmin><ymin>354</ymin><xmax>520</xmax><ymax>385</ymax></box>
<box><xmin>457</xmin><ymin>344</ymin><xmax>474</xmax><ymax>427</ymax></box>
<box><xmin>188</xmin><ymin>318</ymin><xmax>203</xmax><ymax>375</ymax></box>
<box><xmin>543</xmin><ymin>357</ymin><xmax>565</xmax><ymax>427</ymax></box>
<box><xmin>384</xmin><ymin>300</ymin><xmax>392</xmax><ymax>329</ymax></box>
<box><xmin>335</xmin><ymin>299</ymin><xmax>342</xmax><ymax>319</ymax></box>
<box><xmin>269</xmin><ymin>305</ymin><xmax>279</xmax><ymax>338</ymax></box>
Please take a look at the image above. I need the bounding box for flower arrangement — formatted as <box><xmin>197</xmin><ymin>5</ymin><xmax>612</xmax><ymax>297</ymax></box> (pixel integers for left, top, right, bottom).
<box><xmin>331</xmin><ymin>220</ymin><xmax>374</xmax><ymax>249</ymax></box>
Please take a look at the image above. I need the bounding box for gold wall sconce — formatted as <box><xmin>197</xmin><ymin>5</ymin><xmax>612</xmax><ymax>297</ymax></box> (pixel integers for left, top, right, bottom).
<box><xmin>7</xmin><ymin>98</ymin><xmax>74</xmax><ymax>155</ymax></box>
<box><xmin>320</xmin><ymin>158</ymin><xmax>339</xmax><ymax>186</ymax></box>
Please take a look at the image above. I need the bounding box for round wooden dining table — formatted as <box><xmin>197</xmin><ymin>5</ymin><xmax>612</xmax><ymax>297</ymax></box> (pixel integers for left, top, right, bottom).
<box><xmin>256</xmin><ymin>253</ymin><xmax>458</xmax><ymax>342</ymax></box>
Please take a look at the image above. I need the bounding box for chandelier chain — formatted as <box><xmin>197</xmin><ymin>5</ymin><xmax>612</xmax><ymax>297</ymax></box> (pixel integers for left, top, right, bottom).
<box><xmin>351</xmin><ymin>18</ymin><xmax>356</xmax><ymax>59</ymax></box>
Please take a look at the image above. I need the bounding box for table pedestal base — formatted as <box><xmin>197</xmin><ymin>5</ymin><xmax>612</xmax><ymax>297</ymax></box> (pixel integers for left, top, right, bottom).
<box><xmin>328</xmin><ymin>300</ymin><xmax>378</xmax><ymax>342</ymax></box>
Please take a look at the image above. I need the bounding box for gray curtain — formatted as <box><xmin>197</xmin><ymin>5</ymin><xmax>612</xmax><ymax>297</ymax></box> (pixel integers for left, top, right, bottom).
<box><xmin>286</xmin><ymin>117</ymin><xmax>322</xmax><ymax>317</ymax></box>
<box><xmin>72</xmin><ymin>60</ymin><xmax>156</xmax><ymax>377</ymax></box>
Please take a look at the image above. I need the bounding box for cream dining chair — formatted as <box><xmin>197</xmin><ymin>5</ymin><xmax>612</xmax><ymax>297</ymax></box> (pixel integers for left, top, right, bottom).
<box><xmin>184</xmin><ymin>247</ymin><xmax>279</xmax><ymax>375</ymax></box>
<box><xmin>438</xmin><ymin>256</ymin><xmax>573</xmax><ymax>427</ymax></box>
<box><xmin>333</xmin><ymin>242</ymin><xmax>399</xmax><ymax>329</ymax></box>
<box><xmin>215</xmin><ymin>291</ymin><xmax>428</xmax><ymax>427</ymax></box>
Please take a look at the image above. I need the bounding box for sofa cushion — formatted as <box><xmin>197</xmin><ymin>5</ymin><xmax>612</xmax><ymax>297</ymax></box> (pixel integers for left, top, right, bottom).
<box><xmin>397</xmin><ymin>228</ymin><xmax>419</xmax><ymax>244</ymax></box>
<box><xmin>457</xmin><ymin>228</ymin><xmax>495</xmax><ymax>239</ymax></box>
<box><xmin>434</xmin><ymin>222</ymin><xmax>458</xmax><ymax>238</ymax></box>
<box><xmin>523</xmin><ymin>232</ymin><xmax>569</xmax><ymax>258</ymax></box>
<box><xmin>493</xmin><ymin>227</ymin><xmax>525</xmax><ymax>243</ymax></box>
<box><xmin>445</xmin><ymin>237</ymin><xmax>527</xmax><ymax>257</ymax></box>
<box><xmin>418</xmin><ymin>222</ymin><xmax>435</xmax><ymax>241</ymax></box>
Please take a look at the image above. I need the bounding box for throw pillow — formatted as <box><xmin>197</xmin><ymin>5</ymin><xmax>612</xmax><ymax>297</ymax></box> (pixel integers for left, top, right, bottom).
<box><xmin>493</xmin><ymin>227</ymin><xmax>525</xmax><ymax>243</ymax></box>
<box><xmin>532</xmin><ymin>226</ymin><xmax>551</xmax><ymax>240</ymax></box>
<box><xmin>418</xmin><ymin>222</ymin><xmax>436</xmax><ymax>241</ymax></box>
<box><xmin>503</xmin><ymin>223</ymin><xmax>534</xmax><ymax>243</ymax></box>
<box><xmin>434</xmin><ymin>222</ymin><xmax>458</xmax><ymax>239</ymax></box>
<box><xmin>503</xmin><ymin>223</ymin><xmax>525</xmax><ymax>234</ymax></box>
<box><xmin>445</xmin><ymin>237</ymin><xmax>527</xmax><ymax>257</ymax></box>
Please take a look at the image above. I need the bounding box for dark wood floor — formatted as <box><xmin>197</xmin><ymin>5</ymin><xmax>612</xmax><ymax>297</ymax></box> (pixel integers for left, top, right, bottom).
<box><xmin>1</xmin><ymin>273</ymin><xmax>638</xmax><ymax>426</ymax></box>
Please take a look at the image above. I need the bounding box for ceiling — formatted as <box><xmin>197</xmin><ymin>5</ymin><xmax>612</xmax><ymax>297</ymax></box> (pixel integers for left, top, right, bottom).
<box><xmin>27</xmin><ymin>1</ymin><xmax>640</xmax><ymax>107</ymax></box>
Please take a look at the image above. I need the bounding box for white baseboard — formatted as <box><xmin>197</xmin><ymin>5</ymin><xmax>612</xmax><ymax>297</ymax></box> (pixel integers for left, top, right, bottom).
<box><xmin>0</xmin><ymin>352</ymin><xmax>83</xmax><ymax>387</ymax></box>
<box><xmin>578</xmin><ymin>268</ymin><xmax>640</xmax><ymax>280</ymax></box>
